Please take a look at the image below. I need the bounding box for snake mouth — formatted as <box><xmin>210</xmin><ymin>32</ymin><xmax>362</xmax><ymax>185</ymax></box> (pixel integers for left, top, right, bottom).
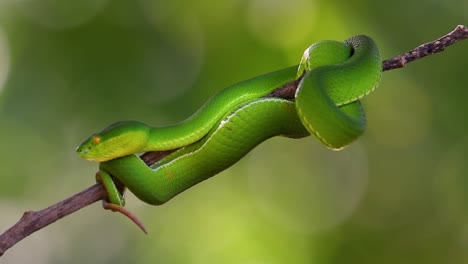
<box><xmin>76</xmin><ymin>146</ymin><xmax>102</xmax><ymax>161</ymax></box>
<box><xmin>76</xmin><ymin>146</ymin><xmax>115</xmax><ymax>162</ymax></box>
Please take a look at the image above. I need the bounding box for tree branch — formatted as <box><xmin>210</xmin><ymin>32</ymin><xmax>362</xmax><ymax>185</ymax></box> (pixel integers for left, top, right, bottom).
<box><xmin>0</xmin><ymin>184</ymin><xmax>107</xmax><ymax>257</ymax></box>
<box><xmin>382</xmin><ymin>24</ymin><xmax>467</xmax><ymax>71</ymax></box>
<box><xmin>267</xmin><ymin>24</ymin><xmax>467</xmax><ymax>98</ymax></box>
<box><xmin>0</xmin><ymin>24</ymin><xmax>466</xmax><ymax>257</ymax></box>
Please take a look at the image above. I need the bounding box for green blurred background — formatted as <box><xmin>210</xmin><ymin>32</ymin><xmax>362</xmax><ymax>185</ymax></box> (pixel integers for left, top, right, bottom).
<box><xmin>0</xmin><ymin>0</ymin><xmax>467</xmax><ymax>263</ymax></box>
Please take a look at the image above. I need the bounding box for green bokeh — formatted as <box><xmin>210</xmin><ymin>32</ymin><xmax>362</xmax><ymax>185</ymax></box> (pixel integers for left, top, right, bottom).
<box><xmin>0</xmin><ymin>0</ymin><xmax>467</xmax><ymax>263</ymax></box>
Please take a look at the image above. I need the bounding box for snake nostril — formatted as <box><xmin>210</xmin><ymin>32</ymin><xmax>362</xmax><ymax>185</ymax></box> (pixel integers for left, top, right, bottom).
<box><xmin>80</xmin><ymin>148</ymin><xmax>89</xmax><ymax>155</ymax></box>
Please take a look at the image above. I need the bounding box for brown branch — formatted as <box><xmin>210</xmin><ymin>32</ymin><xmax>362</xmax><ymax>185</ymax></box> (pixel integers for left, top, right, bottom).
<box><xmin>0</xmin><ymin>153</ymin><xmax>169</xmax><ymax>257</ymax></box>
<box><xmin>0</xmin><ymin>184</ymin><xmax>107</xmax><ymax>257</ymax></box>
<box><xmin>383</xmin><ymin>24</ymin><xmax>467</xmax><ymax>71</ymax></box>
<box><xmin>268</xmin><ymin>24</ymin><xmax>467</xmax><ymax>98</ymax></box>
<box><xmin>0</xmin><ymin>24</ymin><xmax>466</xmax><ymax>257</ymax></box>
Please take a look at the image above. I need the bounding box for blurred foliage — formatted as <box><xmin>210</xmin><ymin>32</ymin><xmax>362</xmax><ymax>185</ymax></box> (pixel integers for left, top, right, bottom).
<box><xmin>0</xmin><ymin>0</ymin><xmax>467</xmax><ymax>263</ymax></box>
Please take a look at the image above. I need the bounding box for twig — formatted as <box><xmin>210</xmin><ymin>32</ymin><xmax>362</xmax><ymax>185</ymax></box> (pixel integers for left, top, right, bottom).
<box><xmin>268</xmin><ymin>24</ymin><xmax>467</xmax><ymax>98</ymax></box>
<box><xmin>382</xmin><ymin>24</ymin><xmax>467</xmax><ymax>71</ymax></box>
<box><xmin>0</xmin><ymin>151</ymin><xmax>171</xmax><ymax>257</ymax></box>
<box><xmin>0</xmin><ymin>184</ymin><xmax>107</xmax><ymax>257</ymax></box>
<box><xmin>0</xmin><ymin>24</ymin><xmax>466</xmax><ymax>257</ymax></box>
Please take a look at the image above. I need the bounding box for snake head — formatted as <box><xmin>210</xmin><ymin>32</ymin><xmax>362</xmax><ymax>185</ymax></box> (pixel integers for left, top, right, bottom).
<box><xmin>77</xmin><ymin>121</ymin><xmax>150</xmax><ymax>162</ymax></box>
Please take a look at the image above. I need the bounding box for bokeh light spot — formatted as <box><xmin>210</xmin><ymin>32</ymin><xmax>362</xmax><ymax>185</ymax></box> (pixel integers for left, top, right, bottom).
<box><xmin>0</xmin><ymin>28</ymin><xmax>10</xmax><ymax>95</ymax></box>
<box><xmin>247</xmin><ymin>138</ymin><xmax>368</xmax><ymax>234</ymax></box>
<box><xmin>434</xmin><ymin>137</ymin><xmax>468</xmax><ymax>225</ymax></box>
<box><xmin>138</xmin><ymin>0</ymin><xmax>205</xmax><ymax>103</ymax></box>
<box><xmin>366</xmin><ymin>76</ymin><xmax>433</xmax><ymax>148</ymax></box>
<box><xmin>16</xmin><ymin>0</ymin><xmax>108</xmax><ymax>30</ymax></box>
<box><xmin>246</xmin><ymin>0</ymin><xmax>316</xmax><ymax>49</ymax></box>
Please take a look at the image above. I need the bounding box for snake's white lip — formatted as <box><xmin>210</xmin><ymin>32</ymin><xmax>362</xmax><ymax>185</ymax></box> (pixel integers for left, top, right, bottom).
<box><xmin>76</xmin><ymin>146</ymin><xmax>101</xmax><ymax>162</ymax></box>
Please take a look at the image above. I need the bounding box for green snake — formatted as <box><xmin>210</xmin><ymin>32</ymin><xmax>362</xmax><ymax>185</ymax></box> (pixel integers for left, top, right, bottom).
<box><xmin>77</xmin><ymin>35</ymin><xmax>382</xmax><ymax>232</ymax></box>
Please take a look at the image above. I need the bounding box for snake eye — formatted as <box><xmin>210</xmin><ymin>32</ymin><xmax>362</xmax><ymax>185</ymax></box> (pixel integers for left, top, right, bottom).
<box><xmin>92</xmin><ymin>136</ymin><xmax>101</xmax><ymax>145</ymax></box>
